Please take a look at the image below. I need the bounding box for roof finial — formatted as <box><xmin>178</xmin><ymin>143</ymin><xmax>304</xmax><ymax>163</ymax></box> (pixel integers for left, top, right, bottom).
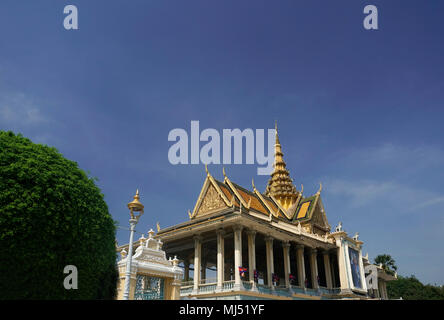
<box><xmin>222</xmin><ymin>167</ymin><xmax>227</xmax><ymax>178</ymax></box>
<box><xmin>335</xmin><ymin>222</ymin><xmax>343</xmax><ymax>232</ymax></box>
<box><xmin>205</xmin><ymin>164</ymin><xmax>209</xmax><ymax>176</ymax></box>
<box><xmin>316</xmin><ymin>182</ymin><xmax>323</xmax><ymax>195</ymax></box>
<box><xmin>275</xmin><ymin>120</ymin><xmax>280</xmax><ymax>145</ymax></box>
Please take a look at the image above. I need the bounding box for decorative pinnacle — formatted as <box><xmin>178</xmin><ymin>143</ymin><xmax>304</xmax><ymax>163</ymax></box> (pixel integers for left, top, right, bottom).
<box><xmin>275</xmin><ymin>120</ymin><xmax>280</xmax><ymax>145</ymax></box>
<box><xmin>128</xmin><ymin>189</ymin><xmax>144</xmax><ymax>213</ymax></box>
<box><xmin>316</xmin><ymin>182</ymin><xmax>323</xmax><ymax>195</ymax></box>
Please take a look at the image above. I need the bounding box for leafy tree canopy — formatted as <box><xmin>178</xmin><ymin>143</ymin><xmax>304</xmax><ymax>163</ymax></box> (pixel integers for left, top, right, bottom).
<box><xmin>387</xmin><ymin>275</ymin><xmax>444</xmax><ymax>300</ymax></box>
<box><xmin>0</xmin><ymin>131</ymin><xmax>117</xmax><ymax>299</ymax></box>
<box><xmin>374</xmin><ymin>254</ymin><xmax>398</xmax><ymax>276</ymax></box>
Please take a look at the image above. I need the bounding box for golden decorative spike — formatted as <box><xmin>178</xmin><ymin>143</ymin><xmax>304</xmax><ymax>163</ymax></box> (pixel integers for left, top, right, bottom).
<box><xmin>205</xmin><ymin>164</ymin><xmax>209</xmax><ymax>175</ymax></box>
<box><xmin>275</xmin><ymin>120</ymin><xmax>280</xmax><ymax>145</ymax></box>
<box><xmin>222</xmin><ymin>167</ymin><xmax>226</xmax><ymax>177</ymax></box>
<box><xmin>188</xmin><ymin>210</ymin><xmax>192</xmax><ymax>219</ymax></box>
<box><xmin>230</xmin><ymin>194</ymin><xmax>236</xmax><ymax>206</ymax></box>
<box><xmin>300</xmin><ymin>184</ymin><xmax>304</xmax><ymax>194</ymax></box>
<box><xmin>317</xmin><ymin>182</ymin><xmax>323</xmax><ymax>194</ymax></box>
<box><xmin>156</xmin><ymin>222</ymin><xmax>160</xmax><ymax>232</ymax></box>
<box><xmin>265</xmin><ymin>123</ymin><xmax>298</xmax><ymax>210</ymax></box>
<box><xmin>252</xmin><ymin>178</ymin><xmax>256</xmax><ymax>190</ymax></box>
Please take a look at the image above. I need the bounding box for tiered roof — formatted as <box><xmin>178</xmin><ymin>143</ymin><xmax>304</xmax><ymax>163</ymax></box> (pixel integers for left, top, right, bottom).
<box><xmin>265</xmin><ymin>122</ymin><xmax>299</xmax><ymax>199</ymax></box>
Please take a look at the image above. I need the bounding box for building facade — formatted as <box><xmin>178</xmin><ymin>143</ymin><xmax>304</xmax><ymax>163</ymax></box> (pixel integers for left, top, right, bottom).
<box><xmin>117</xmin><ymin>126</ymin><xmax>395</xmax><ymax>300</ymax></box>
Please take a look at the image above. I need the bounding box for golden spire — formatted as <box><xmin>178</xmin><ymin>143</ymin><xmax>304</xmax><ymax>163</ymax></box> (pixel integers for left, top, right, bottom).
<box><xmin>275</xmin><ymin>120</ymin><xmax>281</xmax><ymax>145</ymax></box>
<box><xmin>265</xmin><ymin>122</ymin><xmax>298</xmax><ymax>210</ymax></box>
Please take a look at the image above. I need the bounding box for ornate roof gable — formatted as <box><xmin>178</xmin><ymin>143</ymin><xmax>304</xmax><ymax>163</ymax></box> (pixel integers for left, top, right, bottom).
<box><xmin>289</xmin><ymin>184</ymin><xmax>331</xmax><ymax>233</ymax></box>
<box><xmin>310</xmin><ymin>196</ymin><xmax>331</xmax><ymax>232</ymax></box>
<box><xmin>189</xmin><ymin>166</ymin><xmax>232</xmax><ymax>219</ymax></box>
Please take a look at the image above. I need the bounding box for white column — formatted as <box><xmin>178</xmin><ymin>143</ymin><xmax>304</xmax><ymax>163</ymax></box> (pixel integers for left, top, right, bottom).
<box><xmin>283</xmin><ymin>241</ymin><xmax>291</xmax><ymax>288</ymax></box>
<box><xmin>265</xmin><ymin>236</ymin><xmax>274</xmax><ymax>287</ymax></box>
<box><xmin>334</xmin><ymin>237</ymin><xmax>352</xmax><ymax>294</ymax></box>
<box><xmin>233</xmin><ymin>226</ymin><xmax>243</xmax><ymax>289</ymax></box>
<box><xmin>310</xmin><ymin>248</ymin><xmax>319</xmax><ymax>289</ymax></box>
<box><xmin>358</xmin><ymin>249</ymin><xmax>368</xmax><ymax>291</ymax></box>
<box><xmin>216</xmin><ymin>229</ymin><xmax>225</xmax><ymax>291</ymax></box>
<box><xmin>296</xmin><ymin>244</ymin><xmax>306</xmax><ymax>288</ymax></box>
<box><xmin>193</xmin><ymin>235</ymin><xmax>202</xmax><ymax>293</ymax></box>
<box><xmin>247</xmin><ymin>230</ymin><xmax>256</xmax><ymax>286</ymax></box>
<box><xmin>123</xmin><ymin>219</ymin><xmax>137</xmax><ymax>300</ymax></box>
<box><xmin>323</xmin><ymin>251</ymin><xmax>333</xmax><ymax>289</ymax></box>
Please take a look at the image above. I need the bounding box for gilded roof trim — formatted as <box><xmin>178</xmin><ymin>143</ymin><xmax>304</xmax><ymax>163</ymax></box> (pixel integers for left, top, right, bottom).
<box><xmin>190</xmin><ymin>169</ymin><xmax>232</xmax><ymax>219</ymax></box>
<box><xmin>253</xmin><ymin>186</ymin><xmax>279</xmax><ymax>218</ymax></box>
<box><xmin>223</xmin><ymin>176</ymin><xmax>249</xmax><ymax>209</ymax></box>
<box><xmin>269</xmin><ymin>194</ymin><xmax>293</xmax><ymax>220</ymax></box>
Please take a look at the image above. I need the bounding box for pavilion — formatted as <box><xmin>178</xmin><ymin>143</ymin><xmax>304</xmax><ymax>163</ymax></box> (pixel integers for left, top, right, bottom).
<box><xmin>117</xmin><ymin>125</ymin><xmax>396</xmax><ymax>300</ymax></box>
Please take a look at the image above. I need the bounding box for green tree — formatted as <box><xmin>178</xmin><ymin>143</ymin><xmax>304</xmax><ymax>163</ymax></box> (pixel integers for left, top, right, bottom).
<box><xmin>374</xmin><ymin>254</ymin><xmax>398</xmax><ymax>276</ymax></box>
<box><xmin>0</xmin><ymin>131</ymin><xmax>117</xmax><ymax>299</ymax></box>
<box><xmin>387</xmin><ymin>275</ymin><xmax>444</xmax><ymax>300</ymax></box>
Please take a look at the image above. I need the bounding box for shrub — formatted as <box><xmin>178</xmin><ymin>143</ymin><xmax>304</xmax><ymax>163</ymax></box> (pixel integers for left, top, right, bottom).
<box><xmin>0</xmin><ymin>131</ymin><xmax>117</xmax><ymax>299</ymax></box>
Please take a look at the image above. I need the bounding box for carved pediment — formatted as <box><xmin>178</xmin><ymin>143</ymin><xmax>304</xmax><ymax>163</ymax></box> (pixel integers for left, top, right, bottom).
<box><xmin>309</xmin><ymin>199</ymin><xmax>331</xmax><ymax>232</ymax></box>
<box><xmin>196</xmin><ymin>184</ymin><xmax>228</xmax><ymax>216</ymax></box>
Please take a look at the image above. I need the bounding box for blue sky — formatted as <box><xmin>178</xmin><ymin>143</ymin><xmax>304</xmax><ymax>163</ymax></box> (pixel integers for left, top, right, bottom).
<box><xmin>0</xmin><ymin>1</ymin><xmax>443</xmax><ymax>285</ymax></box>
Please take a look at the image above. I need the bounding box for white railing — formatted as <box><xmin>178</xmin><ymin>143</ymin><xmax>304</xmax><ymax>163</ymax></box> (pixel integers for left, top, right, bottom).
<box><xmin>199</xmin><ymin>282</ymin><xmax>217</xmax><ymax>293</ymax></box>
<box><xmin>242</xmin><ymin>281</ymin><xmax>253</xmax><ymax>290</ymax></box>
<box><xmin>179</xmin><ymin>280</ymin><xmax>337</xmax><ymax>298</ymax></box>
<box><xmin>223</xmin><ymin>280</ymin><xmax>235</xmax><ymax>291</ymax></box>
<box><xmin>180</xmin><ymin>285</ymin><xmax>193</xmax><ymax>295</ymax></box>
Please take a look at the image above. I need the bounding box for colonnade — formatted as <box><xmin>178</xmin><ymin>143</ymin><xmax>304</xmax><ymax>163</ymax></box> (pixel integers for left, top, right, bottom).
<box><xmin>186</xmin><ymin>226</ymin><xmax>337</xmax><ymax>293</ymax></box>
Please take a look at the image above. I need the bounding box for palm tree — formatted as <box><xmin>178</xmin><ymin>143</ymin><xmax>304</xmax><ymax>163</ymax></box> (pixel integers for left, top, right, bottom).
<box><xmin>374</xmin><ymin>254</ymin><xmax>398</xmax><ymax>276</ymax></box>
